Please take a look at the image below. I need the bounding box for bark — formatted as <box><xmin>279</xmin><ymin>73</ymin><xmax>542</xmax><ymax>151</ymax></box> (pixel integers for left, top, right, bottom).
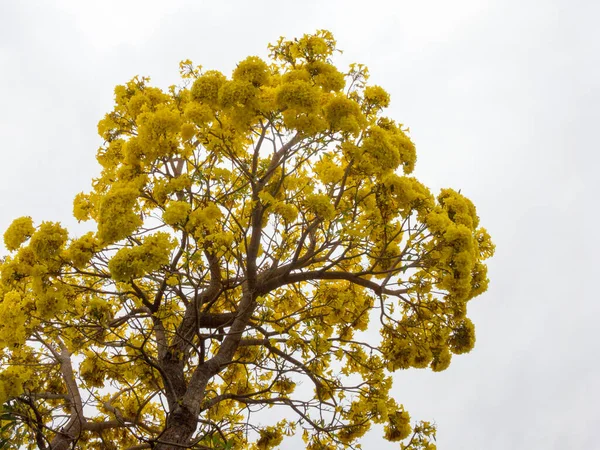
<box><xmin>50</xmin><ymin>425</ymin><xmax>80</xmax><ymax>450</ymax></box>
<box><xmin>154</xmin><ymin>405</ymin><xmax>198</xmax><ymax>450</ymax></box>
<box><xmin>151</xmin><ymin>170</ymin><xmax>268</xmax><ymax>448</ymax></box>
<box><xmin>49</xmin><ymin>343</ymin><xmax>85</xmax><ymax>450</ymax></box>
<box><xmin>153</xmin><ymin>288</ymin><xmax>257</xmax><ymax>448</ymax></box>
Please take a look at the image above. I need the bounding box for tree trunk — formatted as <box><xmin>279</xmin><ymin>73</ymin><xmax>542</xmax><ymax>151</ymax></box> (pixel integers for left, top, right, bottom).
<box><xmin>49</xmin><ymin>417</ymin><xmax>82</xmax><ymax>450</ymax></box>
<box><xmin>154</xmin><ymin>405</ymin><xmax>198</xmax><ymax>450</ymax></box>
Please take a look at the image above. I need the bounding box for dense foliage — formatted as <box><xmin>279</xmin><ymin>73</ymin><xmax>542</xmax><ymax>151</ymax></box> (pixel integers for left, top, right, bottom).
<box><xmin>0</xmin><ymin>30</ymin><xmax>493</xmax><ymax>449</ymax></box>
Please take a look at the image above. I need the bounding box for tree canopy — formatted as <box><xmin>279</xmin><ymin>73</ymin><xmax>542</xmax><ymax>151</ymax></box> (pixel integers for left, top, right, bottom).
<box><xmin>0</xmin><ymin>30</ymin><xmax>494</xmax><ymax>449</ymax></box>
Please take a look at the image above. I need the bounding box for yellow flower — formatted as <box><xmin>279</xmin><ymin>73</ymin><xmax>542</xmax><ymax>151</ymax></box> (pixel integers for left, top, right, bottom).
<box><xmin>65</xmin><ymin>232</ymin><xmax>97</xmax><ymax>268</ymax></box>
<box><xmin>163</xmin><ymin>200</ymin><xmax>191</xmax><ymax>226</ymax></box>
<box><xmin>108</xmin><ymin>232</ymin><xmax>174</xmax><ymax>282</ymax></box>
<box><xmin>29</xmin><ymin>222</ymin><xmax>68</xmax><ymax>261</ymax></box>
<box><xmin>233</xmin><ymin>56</ymin><xmax>271</xmax><ymax>87</ymax></box>
<box><xmin>3</xmin><ymin>216</ymin><xmax>35</xmax><ymax>251</ymax></box>
<box><xmin>191</xmin><ymin>70</ymin><xmax>227</xmax><ymax>105</ymax></box>
<box><xmin>305</xmin><ymin>194</ymin><xmax>335</xmax><ymax>220</ymax></box>
<box><xmin>97</xmin><ymin>186</ymin><xmax>142</xmax><ymax>244</ymax></box>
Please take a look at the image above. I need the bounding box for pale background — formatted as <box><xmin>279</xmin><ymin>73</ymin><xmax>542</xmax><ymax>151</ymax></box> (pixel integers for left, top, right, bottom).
<box><xmin>0</xmin><ymin>0</ymin><xmax>598</xmax><ymax>448</ymax></box>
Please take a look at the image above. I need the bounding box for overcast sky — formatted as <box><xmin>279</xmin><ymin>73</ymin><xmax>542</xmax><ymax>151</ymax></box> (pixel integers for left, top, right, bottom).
<box><xmin>1</xmin><ymin>0</ymin><xmax>598</xmax><ymax>448</ymax></box>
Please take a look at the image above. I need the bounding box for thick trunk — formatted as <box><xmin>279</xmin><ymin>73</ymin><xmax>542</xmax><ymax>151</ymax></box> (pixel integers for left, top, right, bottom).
<box><xmin>154</xmin><ymin>405</ymin><xmax>198</xmax><ymax>450</ymax></box>
<box><xmin>50</xmin><ymin>434</ymin><xmax>76</xmax><ymax>450</ymax></box>
<box><xmin>49</xmin><ymin>417</ymin><xmax>82</xmax><ymax>450</ymax></box>
<box><xmin>153</xmin><ymin>281</ymin><xmax>257</xmax><ymax>449</ymax></box>
<box><xmin>51</xmin><ymin>345</ymin><xmax>85</xmax><ymax>450</ymax></box>
<box><xmin>50</xmin><ymin>436</ymin><xmax>75</xmax><ymax>450</ymax></box>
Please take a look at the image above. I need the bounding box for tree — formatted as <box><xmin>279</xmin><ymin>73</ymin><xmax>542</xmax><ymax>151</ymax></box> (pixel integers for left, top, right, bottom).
<box><xmin>0</xmin><ymin>30</ymin><xmax>494</xmax><ymax>450</ymax></box>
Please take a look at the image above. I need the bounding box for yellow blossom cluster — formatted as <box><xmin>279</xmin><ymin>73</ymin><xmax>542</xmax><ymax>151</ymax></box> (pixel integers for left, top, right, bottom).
<box><xmin>108</xmin><ymin>232</ymin><xmax>175</xmax><ymax>282</ymax></box>
<box><xmin>2</xmin><ymin>216</ymin><xmax>35</xmax><ymax>251</ymax></box>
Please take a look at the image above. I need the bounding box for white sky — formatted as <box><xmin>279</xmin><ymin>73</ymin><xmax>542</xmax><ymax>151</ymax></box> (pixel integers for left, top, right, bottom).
<box><xmin>0</xmin><ymin>0</ymin><xmax>598</xmax><ymax>448</ymax></box>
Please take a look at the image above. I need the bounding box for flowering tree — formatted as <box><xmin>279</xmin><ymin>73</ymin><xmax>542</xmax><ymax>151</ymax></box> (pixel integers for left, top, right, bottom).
<box><xmin>0</xmin><ymin>30</ymin><xmax>494</xmax><ymax>449</ymax></box>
